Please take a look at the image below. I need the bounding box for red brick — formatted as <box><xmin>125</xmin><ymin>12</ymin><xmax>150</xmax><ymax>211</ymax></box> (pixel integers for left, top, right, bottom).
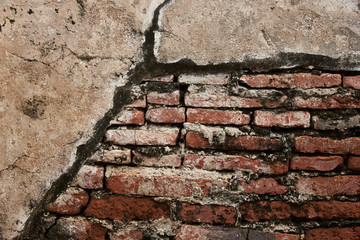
<box><xmin>276</xmin><ymin>233</ymin><xmax>300</xmax><ymax>240</ymax></box>
<box><xmin>186</xmin><ymin>132</ymin><xmax>282</xmax><ymax>151</ymax></box>
<box><xmin>84</xmin><ymin>194</ymin><xmax>170</xmax><ymax>220</ymax></box>
<box><xmin>240</xmin><ymin>201</ymin><xmax>360</xmax><ymax>222</ymax></box>
<box><xmin>305</xmin><ymin>226</ymin><xmax>360</xmax><ymax>240</ymax></box>
<box><xmin>109</xmin><ymin>229</ymin><xmax>143</xmax><ymax>240</ymax></box>
<box><xmin>125</xmin><ymin>96</ymin><xmax>146</xmax><ymax>108</ymax></box>
<box><xmin>46</xmin><ymin>217</ymin><xmax>108</xmax><ymax>240</ymax></box>
<box><xmin>46</xmin><ymin>188</ymin><xmax>89</xmax><ymax>215</ymax></box>
<box><xmin>106</xmin><ymin>166</ymin><xmax>230</xmax><ymax>197</ymax></box>
<box><xmin>185</xmin><ymin>93</ymin><xmax>263</xmax><ymax>108</ymax></box>
<box><xmin>110</xmin><ymin>110</ymin><xmax>144</xmax><ymax>125</ymax></box>
<box><xmin>240</xmin><ymin>73</ymin><xmax>341</xmax><ymax>89</ymax></box>
<box><xmin>132</xmin><ymin>150</ymin><xmax>181</xmax><ymax>167</ymax></box>
<box><xmin>175</xmin><ymin>225</ymin><xmax>247</xmax><ymax>240</ymax></box>
<box><xmin>71</xmin><ymin>165</ymin><xmax>104</xmax><ymax>189</ymax></box>
<box><xmin>184</xmin><ymin>154</ymin><xmax>288</xmax><ymax>174</ymax></box>
<box><xmin>343</xmin><ymin>75</ymin><xmax>360</xmax><ymax>89</ymax></box>
<box><xmin>348</xmin><ymin>156</ymin><xmax>360</xmax><ymax>170</ymax></box>
<box><xmin>248</xmin><ymin>230</ymin><xmax>299</xmax><ymax>240</ymax></box>
<box><xmin>292</xmin><ymin>96</ymin><xmax>360</xmax><ymax>109</ymax></box>
<box><xmin>105</xmin><ymin>128</ymin><xmax>179</xmax><ymax>146</ymax></box>
<box><xmin>146</xmin><ymin>107</ymin><xmax>185</xmax><ymax>123</ymax></box>
<box><xmin>254</xmin><ymin>111</ymin><xmax>310</xmax><ymax>128</ymax></box>
<box><xmin>290</xmin><ymin>156</ymin><xmax>343</xmax><ymax>171</ymax></box>
<box><xmin>147</xmin><ymin>91</ymin><xmax>180</xmax><ymax>105</ymax></box>
<box><xmin>295</xmin><ymin>136</ymin><xmax>360</xmax><ymax>155</ymax></box>
<box><xmin>179</xmin><ymin>74</ymin><xmax>230</xmax><ymax>85</ymax></box>
<box><xmin>187</xmin><ymin>108</ymin><xmax>250</xmax><ymax>125</ymax></box>
<box><xmin>296</xmin><ymin>176</ymin><xmax>360</xmax><ymax>196</ymax></box>
<box><xmin>177</xmin><ymin>202</ymin><xmax>236</xmax><ymax>225</ymax></box>
<box><xmin>239</xmin><ymin>178</ymin><xmax>288</xmax><ymax>195</ymax></box>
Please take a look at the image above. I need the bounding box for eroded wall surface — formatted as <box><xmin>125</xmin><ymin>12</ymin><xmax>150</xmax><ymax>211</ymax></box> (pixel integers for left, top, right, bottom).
<box><xmin>0</xmin><ymin>0</ymin><xmax>359</xmax><ymax>239</ymax></box>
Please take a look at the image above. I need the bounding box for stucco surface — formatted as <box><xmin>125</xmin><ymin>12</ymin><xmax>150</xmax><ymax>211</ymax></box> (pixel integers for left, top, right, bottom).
<box><xmin>155</xmin><ymin>0</ymin><xmax>360</xmax><ymax>69</ymax></box>
<box><xmin>0</xmin><ymin>0</ymin><xmax>162</xmax><ymax>238</ymax></box>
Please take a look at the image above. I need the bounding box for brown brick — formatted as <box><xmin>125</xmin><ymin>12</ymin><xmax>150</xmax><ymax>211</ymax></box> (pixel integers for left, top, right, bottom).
<box><xmin>348</xmin><ymin>156</ymin><xmax>360</xmax><ymax>170</ymax></box>
<box><xmin>305</xmin><ymin>226</ymin><xmax>360</xmax><ymax>240</ymax></box>
<box><xmin>240</xmin><ymin>201</ymin><xmax>360</xmax><ymax>222</ymax></box>
<box><xmin>186</xmin><ymin>132</ymin><xmax>282</xmax><ymax>151</ymax></box>
<box><xmin>177</xmin><ymin>202</ymin><xmax>236</xmax><ymax>225</ymax></box>
<box><xmin>147</xmin><ymin>91</ymin><xmax>180</xmax><ymax>105</ymax></box>
<box><xmin>110</xmin><ymin>110</ymin><xmax>144</xmax><ymax>125</ymax></box>
<box><xmin>146</xmin><ymin>107</ymin><xmax>185</xmax><ymax>123</ymax></box>
<box><xmin>106</xmin><ymin>166</ymin><xmax>230</xmax><ymax>197</ymax></box>
<box><xmin>296</xmin><ymin>176</ymin><xmax>360</xmax><ymax>196</ymax></box>
<box><xmin>71</xmin><ymin>165</ymin><xmax>104</xmax><ymax>189</ymax></box>
<box><xmin>240</xmin><ymin>73</ymin><xmax>341</xmax><ymax>89</ymax></box>
<box><xmin>179</xmin><ymin>74</ymin><xmax>230</xmax><ymax>85</ymax></box>
<box><xmin>343</xmin><ymin>75</ymin><xmax>360</xmax><ymax>89</ymax></box>
<box><xmin>184</xmin><ymin>154</ymin><xmax>288</xmax><ymax>174</ymax></box>
<box><xmin>46</xmin><ymin>217</ymin><xmax>108</xmax><ymax>240</ymax></box>
<box><xmin>84</xmin><ymin>195</ymin><xmax>170</xmax><ymax>220</ymax></box>
<box><xmin>239</xmin><ymin>178</ymin><xmax>288</xmax><ymax>195</ymax></box>
<box><xmin>132</xmin><ymin>150</ymin><xmax>181</xmax><ymax>167</ymax></box>
<box><xmin>187</xmin><ymin>108</ymin><xmax>250</xmax><ymax>125</ymax></box>
<box><xmin>254</xmin><ymin>111</ymin><xmax>310</xmax><ymax>128</ymax></box>
<box><xmin>105</xmin><ymin>128</ymin><xmax>179</xmax><ymax>146</ymax></box>
<box><xmin>292</xmin><ymin>96</ymin><xmax>360</xmax><ymax>109</ymax></box>
<box><xmin>175</xmin><ymin>225</ymin><xmax>247</xmax><ymax>240</ymax></box>
<box><xmin>46</xmin><ymin>188</ymin><xmax>89</xmax><ymax>215</ymax></box>
<box><xmin>295</xmin><ymin>136</ymin><xmax>360</xmax><ymax>155</ymax></box>
<box><xmin>185</xmin><ymin>93</ymin><xmax>263</xmax><ymax>108</ymax></box>
<box><xmin>290</xmin><ymin>156</ymin><xmax>343</xmax><ymax>171</ymax></box>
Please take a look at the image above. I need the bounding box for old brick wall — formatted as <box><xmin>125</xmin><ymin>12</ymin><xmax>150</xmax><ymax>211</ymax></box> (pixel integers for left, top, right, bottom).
<box><xmin>41</xmin><ymin>73</ymin><xmax>360</xmax><ymax>239</ymax></box>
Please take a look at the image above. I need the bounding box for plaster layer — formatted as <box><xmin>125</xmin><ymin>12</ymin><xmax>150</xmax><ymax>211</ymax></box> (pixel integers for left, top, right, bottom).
<box><xmin>155</xmin><ymin>0</ymin><xmax>360</xmax><ymax>70</ymax></box>
<box><xmin>0</xmin><ymin>0</ymin><xmax>161</xmax><ymax>238</ymax></box>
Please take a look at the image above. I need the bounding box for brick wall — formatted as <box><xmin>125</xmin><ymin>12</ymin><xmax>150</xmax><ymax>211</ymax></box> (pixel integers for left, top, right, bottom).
<box><xmin>44</xmin><ymin>73</ymin><xmax>360</xmax><ymax>239</ymax></box>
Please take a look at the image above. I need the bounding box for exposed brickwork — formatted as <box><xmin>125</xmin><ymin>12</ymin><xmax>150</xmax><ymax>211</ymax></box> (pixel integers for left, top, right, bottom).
<box><xmin>43</xmin><ymin>72</ymin><xmax>360</xmax><ymax>239</ymax></box>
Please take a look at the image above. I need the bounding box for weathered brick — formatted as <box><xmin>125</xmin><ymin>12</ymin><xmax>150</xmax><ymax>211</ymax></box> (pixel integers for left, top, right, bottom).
<box><xmin>184</xmin><ymin>154</ymin><xmax>288</xmax><ymax>174</ymax></box>
<box><xmin>186</xmin><ymin>132</ymin><xmax>282</xmax><ymax>151</ymax></box>
<box><xmin>240</xmin><ymin>201</ymin><xmax>360</xmax><ymax>222</ymax></box>
<box><xmin>84</xmin><ymin>194</ymin><xmax>170</xmax><ymax>220</ymax></box>
<box><xmin>105</xmin><ymin>128</ymin><xmax>179</xmax><ymax>146</ymax></box>
<box><xmin>295</xmin><ymin>136</ymin><xmax>360</xmax><ymax>155</ymax></box>
<box><xmin>276</xmin><ymin>233</ymin><xmax>300</xmax><ymax>240</ymax></box>
<box><xmin>71</xmin><ymin>165</ymin><xmax>104</xmax><ymax>189</ymax></box>
<box><xmin>146</xmin><ymin>107</ymin><xmax>185</xmax><ymax>123</ymax></box>
<box><xmin>305</xmin><ymin>226</ymin><xmax>360</xmax><ymax>240</ymax></box>
<box><xmin>343</xmin><ymin>75</ymin><xmax>360</xmax><ymax>89</ymax></box>
<box><xmin>348</xmin><ymin>156</ymin><xmax>360</xmax><ymax>170</ymax></box>
<box><xmin>312</xmin><ymin>114</ymin><xmax>360</xmax><ymax>130</ymax></box>
<box><xmin>254</xmin><ymin>111</ymin><xmax>310</xmax><ymax>128</ymax></box>
<box><xmin>248</xmin><ymin>230</ymin><xmax>300</xmax><ymax>240</ymax></box>
<box><xmin>177</xmin><ymin>202</ymin><xmax>236</xmax><ymax>225</ymax></box>
<box><xmin>187</xmin><ymin>108</ymin><xmax>250</xmax><ymax>125</ymax></box>
<box><xmin>109</xmin><ymin>229</ymin><xmax>143</xmax><ymax>240</ymax></box>
<box><xmin>46</xmin><ymin>188</ymin><xmax>89</xmax><ymax>215</ymax></box>
<box><xmin>110</xmin><ymin>110</ymin><xmax>144</xmax><ymax>125</ymax></box>
<box><xmin>132</xmin><ymin>150</ymin><xmax>181</xmax><ymax>167</ymax></box>
<box><xmin>106</xmin><ymin>166</ymin><xmax>230</xmax><ymax>197</ymax></box>
<box><xmin>296</xmin><ymin>176</ymin><xmax>360</xmax><ymax>196</ymax></box>
<box><xmin>292</xmin><ymin>96</ymin><xmax>360</xmax><ymax>109</ymax></box>
<box><xmin>290</xmin><ymin>156</ymin><xmax>343</xmax><ymax>171</ymax></box>
<box><xmin>147</xmin><ymin>91</ymin><xmax>180</xmax><ymax>105</ymax></box>
<box><xmin>145</xmin><ymin>75</ymin><xmax>174</xmax><ymax>82</ymax></box>
<box><xmin>185</xmin><ymin>93</ymin><xmax>263</xmax><ymax>108</ymax></box>
<box><xmin>240</xmin><ymin>73</ymin><xmax>341</xmax><ymax>89</ymax></box>
<box><xmin>125</xmin><ymin>96</ymin><xmax>146</xmax><ymax>108</ymax></box>
<box><xmin>239</xmin><ymin>178</ymin><xmax>288</xmax><ymax>195</ymax></box>
<box><xmin>175</xmin><ymin>225</ymin><xmax>247</xmax><ymax>240</ymax></box>
<box><xmin>102</xmin><ymin>149</ymin><xmax>131</xmax><ymax>164</ymax></box>
<box><xmin>179</xmin><ymin>74</ymin><xmax>230</xmax><ymax>85</ymax></box>
<box><xmin>46</xmin><ymin>217</ymin><xmax>108</xmax><ymax>240</ymax></box>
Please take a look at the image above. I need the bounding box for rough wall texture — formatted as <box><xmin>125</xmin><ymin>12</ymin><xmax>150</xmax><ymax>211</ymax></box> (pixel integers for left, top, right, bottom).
<box><xmin>0</xmin><ymin>0</ymin><xmax>360</xmax><ymax>239</ymax></box>
<box><xmin>41</xmin><ymin>73</ymin><xmax>360</xmax><ymax>239</ymax></box>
